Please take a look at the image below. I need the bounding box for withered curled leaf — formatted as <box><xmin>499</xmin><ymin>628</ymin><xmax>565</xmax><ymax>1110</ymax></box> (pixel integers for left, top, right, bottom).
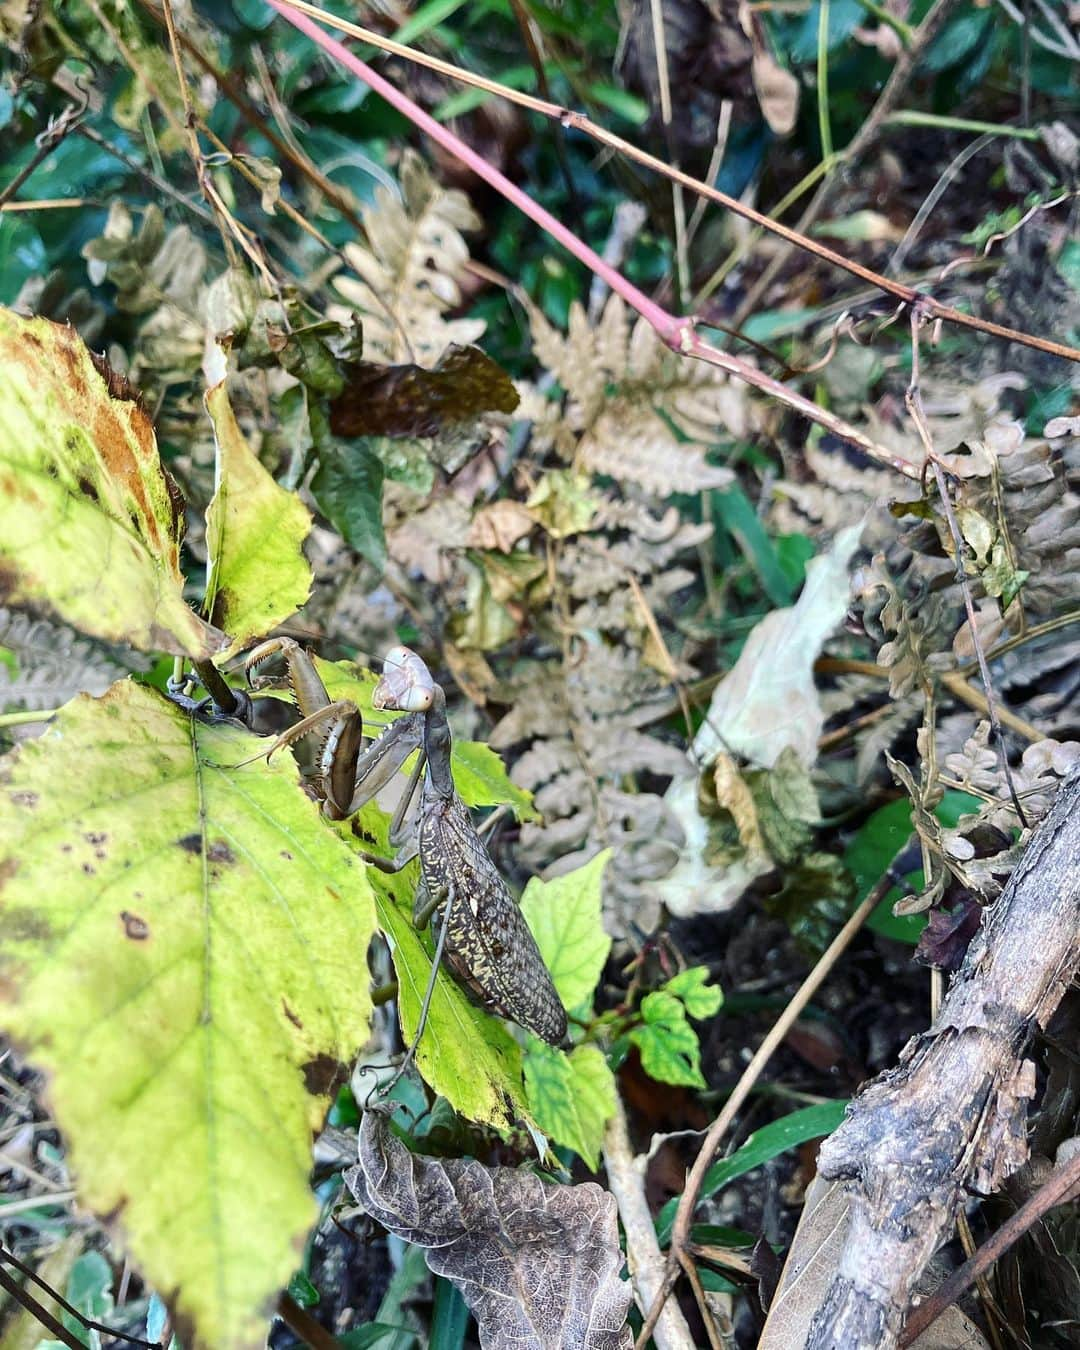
<box><xmin>329</xmin><ymin>344</ymin><xmax>519</xmax><ymax>439</ymax></box>
<box><xmin>346</xmin><ymin>1108</ymin><xmax>633</xmax><ymax>1350</ymax></box>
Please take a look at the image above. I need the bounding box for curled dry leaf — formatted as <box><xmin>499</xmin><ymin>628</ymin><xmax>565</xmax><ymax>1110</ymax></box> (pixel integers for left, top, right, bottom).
<box><xmin>468</xmin><ymin>499</ymin><xmax>537</xmax><ymax>552</ymax></box>
<box><xmin>739</xmin><ymin>5</ymin><xmax>799</xmax><ymax>136</ymax></box>
<box><xmin>329</xmin><ymin>345</ymin><xmax>519</xmax><ymax>439</ymax></box>
<box><xmin>347</xmin><ymin>1108</ymin><xmax>633</xmax><ymax>1350</ymax></box>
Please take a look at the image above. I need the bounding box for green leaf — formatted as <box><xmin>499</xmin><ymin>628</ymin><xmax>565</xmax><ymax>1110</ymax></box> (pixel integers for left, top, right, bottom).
<box><xmin>310</xmin><ymin>437</ymin><xmax>386</xmax><ymax>570</ymax></box>
<box><xmin>0</xmin><ymin>681</ymin><xmax>377</xmax><ymax>1349</ymax></box>
<box><xmin>1056</xmin><ymin>238</ymin><xmax>1080</xmax><ymax>292</ymax></box>
<box><xmin>0</xmin><ymin>309</ymin><xmax>226</xmax><ymax>659</ymax></box>
<box><xmin>663</xmin><ymin>966</ymin><xmax>723</xmax><ymax>1019</ymax></box>
<box><xmin>629</xmin><ymin>993</ymin><xmax>705</xmax><ymax>1089</ymax></box>
<box><xmin>655</xmin><ymin>1101</ymin><xmax>849</xmax><ymax>1244</ymax></box>
<box><xmin>448</xmin><ymin>739</ymin><xmax>538</xmax><ymax>822</ymax></box>
<box><xmin>712</xmin><ymin>487</ymin><xmax>797</xmax><ymax>606</ymax></box>
<box><xmin>523</xmin><ymin>1041</ymin><xmax>616</xmax><ymax>1169</ymax></box>
<box><xmin>430</xmin><ymin>1275</ymin><xmax>469</xmax><ymax>1350</ymax></box>
<box><xmin>0</xmin><ymin>214</ymin><xmax>45</xmax><ymax>303</ymax></box>
<box><xmin>844</xmin><ymin>791</ymin><xmax>983</xmax><ymax>943</ymax></box>
<box><xmin>519</xmin><ymin>851</ymin><xmax>611</xmax><ymax>1010</ymax></box>
<box><xmin>203</xmin><ymin>371</ymin><xmax>313</xmax><ymax>658</ymax></box>
<box><xmin>287</xmin><ymin>1271</ymin><xmax>320</xmax><ymax>1308</ymax></box>
<box><xmin>585</xmin><ymin>82</ymin><xmax>649</xmax><ymax>125</ymax></box>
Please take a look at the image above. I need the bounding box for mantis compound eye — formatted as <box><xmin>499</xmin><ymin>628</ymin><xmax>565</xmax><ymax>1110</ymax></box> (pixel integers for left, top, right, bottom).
<box><xmin>373</xmin><ymin>645</ymin><xmax>436</xmax><ymax>712</ymax></box>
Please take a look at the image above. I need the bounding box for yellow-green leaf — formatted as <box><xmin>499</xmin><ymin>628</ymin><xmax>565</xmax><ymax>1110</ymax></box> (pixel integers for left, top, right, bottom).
<box><xmin>203</xmin><ymin>372</ymin><xmax>313</xmax><ymax>658</ymax></box>
<box><xmin>663</xmin><ymin>966</ymin><xmax>724</xmax><ymax>1020</ymax></box>
<box><xmin>523</xmin><ymin>1042</ymin><xmax>616</xmax><ymax>1169</ymax></box>
<box><xmin>0</xmin><ymin>309</ymin><xmax>225</xmax><ymax>659</ymax></box>
<box><xmin>356</xmin><ymin>800</ymin><xmax>527</xmax><ymax>1129</ymax></box>
<box><xmin>0</xmin><ymin>681</ymin><xmax>376</xmax><ymax>1350</ymax></box>
<box><xmin>630</xmin><ymin>992</ymin><xmax>706</xmax><ymax>1089</ymax></box>
<box><xmin>520</xmin><ymin>851</ymin><xmax>611</xmax><ymax>1011</ymax></box>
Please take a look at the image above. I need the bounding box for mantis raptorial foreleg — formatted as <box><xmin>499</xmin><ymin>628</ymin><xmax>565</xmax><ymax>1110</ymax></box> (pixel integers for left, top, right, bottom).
<box><xmin>241</xmin><ymin>636</ymin><xmax>364</xmax><ymax>820</ymax></box>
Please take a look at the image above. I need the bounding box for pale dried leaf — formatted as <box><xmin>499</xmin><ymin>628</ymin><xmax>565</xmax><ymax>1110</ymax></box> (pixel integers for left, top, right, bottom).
<box><xmin>347</xmin><ymin>1109</ymin><xmax>633</xmax><ymax>1350</ymax></box>
<box><xmin>695</xmin><ymin>522</ymin><xmax>864</xmax><ymax>767</ymax></box>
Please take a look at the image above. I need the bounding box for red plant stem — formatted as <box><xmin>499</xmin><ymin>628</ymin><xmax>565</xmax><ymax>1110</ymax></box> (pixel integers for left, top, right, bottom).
<box><xmin>267</xmin><ymin>0</ymin><xmax>920</xmax><ymax>479</ymax></box>
<box><xmin>273</xmin><ymin>0</ymin><xmax>1080</xmax><ymax>368</ymax></box>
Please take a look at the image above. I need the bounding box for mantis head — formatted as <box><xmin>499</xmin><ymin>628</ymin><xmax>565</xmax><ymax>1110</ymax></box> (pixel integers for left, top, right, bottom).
<box><xmin>373</xmin><ymin>646</ymin><xmax>436</xmax><ymax>713</ymax></box>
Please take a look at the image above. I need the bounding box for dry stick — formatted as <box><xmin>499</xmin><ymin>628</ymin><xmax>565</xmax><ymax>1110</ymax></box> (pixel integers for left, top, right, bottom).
<box><xmin>268</xmin><ymin>0</ymin><xmax>920</xmax><ymax>479</ymax></box>
<box><xmin>276</xmin><ymin>1290</ymin><xmax>346</xmax><ymax>1350</ymax></box>
<box><xmin>159</xmin><ymin>0</ymin><xmax>240</xmax><ymax>267</ymax></box>
<box><xmin>805</xmin><ymin>764</ymin><xmax>1080</xmax><ymax>1348</ymax></box>
<box><xmin>731</xmin><ymin>0</ymin><xmax>962</xmax><ymax>329</ymax></box>
<box><xmin>0</xmin><ymin>1245</ymin><xmax>163</xmax><ymax>1350</ymax></box>
<box><xmin>0</xmin><ymin>101</ymin><xmax>84</xmax><ymax>209</ymax></box>
<box><xmin>506</xmin><ymin>0</ymin><xmax>582</xmax><ymax>218</ymax></box>
<box><xmin>898</xmin><ymin>1148</ymin><xmax>1080</xmax><ymax>1347</ymax></box>
<box><xmin>634</xmin><ymin>871</ymin><xmax>897</xmax><ymax>1349</ymax></box>
<box><xmin>74</xmin><ymin>123</ymin><xmax>215</xmax><ymax>224</ymax></box>
<box><xmin>647</xmin><ymin>0</ymin><xmax>691</xmax><ymax>308</ymax></box>
<box><xmin>270</xmin><ymin>0</ymin><xmax>1079</xmax><ymax>367</ymax></box>
<box><xmin>603</xmin><ymin>1100</ymin><xmax>696</xmax><ymax>1350</ymax></box>
<box><xmin>904</xmin><ymin>310</ymin><xmax>1029</xmax><ymax>827</ymax></box>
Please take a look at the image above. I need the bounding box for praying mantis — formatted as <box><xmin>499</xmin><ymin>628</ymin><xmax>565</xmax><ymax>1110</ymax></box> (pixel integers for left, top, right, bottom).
<box><xmin>242</xmin><ymin>639</ymin><xmax>568</xmax><ymax>1068</ymax></box>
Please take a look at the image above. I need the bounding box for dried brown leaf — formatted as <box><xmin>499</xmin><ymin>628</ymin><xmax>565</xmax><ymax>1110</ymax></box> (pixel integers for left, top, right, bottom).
<box><xmin>347</xmin><ymin>1108</ymin><xmax>633</xmax><ymax>1350</ymax></box>
<box><xmin>329</xmin><ymin>345</ymin><xmax>519</xmax><ymax>438</ymax></box>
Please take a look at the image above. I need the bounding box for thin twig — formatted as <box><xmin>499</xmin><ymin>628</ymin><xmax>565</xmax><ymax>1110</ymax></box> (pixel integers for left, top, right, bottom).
<box><xmin>270</xmin><ymin>0</ymin><xmax>1080</xmax><ymax>366</ymax></box>
<box><xmin>74</xmin><ymin>124</ymin><xmax>216</xmax><ymax>224</ymax></box>
<box><xmin>648</xmin><ymin>0</ymin><xmax>690</xmax><ymax>307</ymax></box>
<box><xmin>899</xmin><ymin>1150</ymin><xmax>1080</xmax><ymax>1347</ymax></box>
<box><xmin>135</xmin><ymin>0</ymin><xmax>368</xmax><ymax>233</ymax></box>
<box><xmin>602</xmin><ymin>1098</ymin><xmax>696</xmax><ymax>1350</ymax></box>
<box><xmin>904</xmin><ymin>310</ymin><xmax>1029</xmax><ymax>827</ymax></box>
<box><xmin>0</xmin><ymin>101</ymin><xmax>84</xmax><ymax>209</ymax></box>
<box><xmin>636</xmin><ymin>870</ymin><xmax>897</xmax><ymax>1346</ymax></box>
<box><xmin>731</xmin><ymin>0</ymin><xmax>962</xmax><ymax>329</ymax></box>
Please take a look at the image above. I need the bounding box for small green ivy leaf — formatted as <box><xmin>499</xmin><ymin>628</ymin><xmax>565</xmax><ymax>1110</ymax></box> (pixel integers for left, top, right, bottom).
<box><xmin>523</xmin><ymin>1041</ymin><xmax>616</xmax><ymax>1169</ymax></box>
<box><xmin>630</xmin><ymin>992</ymin><xmax>706</xmax><ymax>1088</ymax></box>
<box><xmin>519</xmin><ymin>851</ymin><xmax>611</xmax><ymax>1012</ymax></box>
<box><xmin>663</xmin><ymin>966</ymin><xmax>723</xmax><ymax>1020</ymax></box>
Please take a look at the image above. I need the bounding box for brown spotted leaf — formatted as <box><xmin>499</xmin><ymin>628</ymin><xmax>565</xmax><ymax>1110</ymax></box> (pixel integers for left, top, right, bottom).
<box><xmin>0</xmin><ymin>308</ymin><xmax>226</xmax><ymax>658</ymax></box>
<box><xmin>329</xmin><ymin>345</ymin><xmax>519</xmax><ymax>439</ymax></box>
<box><xmin>347</xmin><ymin>1108</ymin><xmax>633</xmax><ymax>1350</ymax></box>
<box><xmin>0</xmin><ymin>680</ymin><xmax>376</xmax><ymax>1349</ymax></box>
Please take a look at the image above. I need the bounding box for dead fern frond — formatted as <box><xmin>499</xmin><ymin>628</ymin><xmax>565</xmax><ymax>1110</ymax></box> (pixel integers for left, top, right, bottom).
<box><xmin>334</xmin><ymin>150</ymin><xmax>485</xmax><ymax>366</ymax></box>
<box><xmin>527</xmin><ymin>294</ymin><xmax>743</xmax><ymax>494</ymax></box>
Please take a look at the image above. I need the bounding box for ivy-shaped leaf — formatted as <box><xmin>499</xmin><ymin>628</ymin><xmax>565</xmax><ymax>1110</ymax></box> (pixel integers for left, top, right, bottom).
<box><xmin>629</xmin><ymin>991</ymin><xmax>707</xmax><ymax>1089</ymax></box>
<box><xmin>523</xmin><ymin>1042</ymin><xmax>616</xmax><ymax>1169</ymax></box>
<box><xmin>662</xmin><ymin>966</ymin><xmax>724</xmax><ymax>1020</ymax></box>
<box><xmin>0</xmin><ymin>681</ymin><xmax>377</xmax><ymax>1349</ymax></box>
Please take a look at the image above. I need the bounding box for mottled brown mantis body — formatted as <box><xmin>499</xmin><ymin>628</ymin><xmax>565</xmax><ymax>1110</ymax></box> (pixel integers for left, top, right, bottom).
<box><xmin>243</xmin><ymin>641</ymin><xmax>567</xmax><ymax>1080</ymax></box>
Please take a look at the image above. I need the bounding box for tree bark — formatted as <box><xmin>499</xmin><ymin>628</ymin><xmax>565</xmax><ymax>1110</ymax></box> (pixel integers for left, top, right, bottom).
<box><xmin>803</xmin><ymin>765</ymin><xmax>1080</xmax><ymax>1348</ymax></box>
